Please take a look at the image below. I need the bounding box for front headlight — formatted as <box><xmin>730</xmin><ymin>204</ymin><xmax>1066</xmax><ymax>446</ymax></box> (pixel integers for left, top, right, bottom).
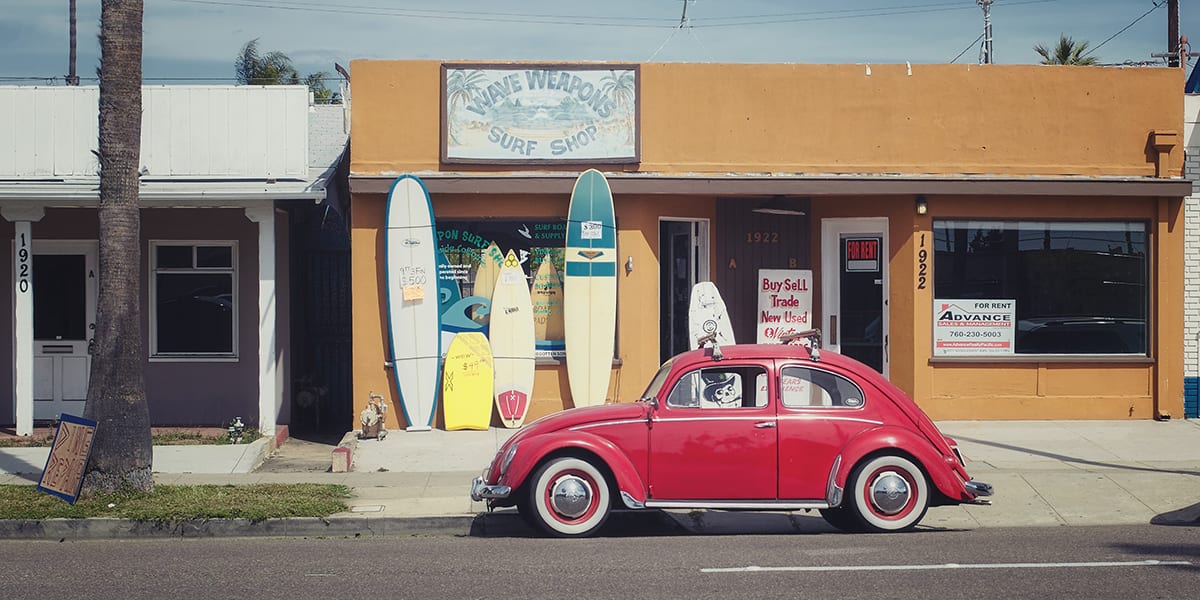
<box><xmin>500</xmin><ymin>442</ymin><xmax>519</xmax><ymax>475</ymax></box>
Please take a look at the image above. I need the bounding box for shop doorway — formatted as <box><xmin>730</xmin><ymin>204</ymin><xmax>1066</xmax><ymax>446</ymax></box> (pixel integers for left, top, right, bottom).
<box><xmin>32</xmin><ymin>240</ymin><xmax>97</xmax><ymax>421</ymax></box>
<box><xmin>821</xmin><ymin>219</ymin><xmax>888</xmax><ymax>376</ymax></box>
<box><xmin>659</xmin><ymin>219</ymin><xmax>709</xmax><ymax>362</ymax></box>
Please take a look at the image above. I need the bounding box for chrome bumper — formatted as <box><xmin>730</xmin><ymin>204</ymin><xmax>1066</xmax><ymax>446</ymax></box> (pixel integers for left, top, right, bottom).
<box><xmin>965</xmin><ymin>480</ymin><xmax>993</xmax><ymax>504</ymax></box>
<box><xmin>470</xmin><ymin>476</ymin><xmax>511</xmax><ymax>502</ymax></box>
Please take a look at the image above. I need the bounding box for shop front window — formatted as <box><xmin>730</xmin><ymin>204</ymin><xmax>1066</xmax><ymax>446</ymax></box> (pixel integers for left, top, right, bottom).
<box><xmin>933</xmin><ymin>221</ymin><xmax>1147</xmax><ymax>355</ymax></box>
<box><xmin>151</xmin><ymin>242</ymin><xmax>237</xmax><ymax>358</ymax></box>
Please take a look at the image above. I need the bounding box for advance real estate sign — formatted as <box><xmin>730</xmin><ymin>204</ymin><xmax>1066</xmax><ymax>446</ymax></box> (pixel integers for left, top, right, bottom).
<box><xmin>933</xmin><ymin>299</ymin><xmax>1015</xmax><ymax>356</ymax></box>
<box><xmin>442</xmin><ymin>64</ymin><xmax>640</xmax><ymax>164</ymax></box>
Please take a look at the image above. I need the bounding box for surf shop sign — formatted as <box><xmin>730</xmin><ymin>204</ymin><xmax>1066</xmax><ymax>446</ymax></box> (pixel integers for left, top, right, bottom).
<box><xmin>442</xmin><ymin>63</ymin><xmax>640</xmax><ymax>164</ymax></box>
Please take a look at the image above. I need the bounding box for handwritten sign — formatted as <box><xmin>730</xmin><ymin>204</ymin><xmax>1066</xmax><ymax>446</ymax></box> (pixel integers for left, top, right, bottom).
<box><xmin>757</xmin><ymin>269</ymin><xmax>813</xmax><ymax>343</ymax></box>
<box><xmin>37</xmin><ymin>414</ymin><xmax>98</xmax><ymax>504</ymax></box>
<box><xmin>403</xmin><ymin>284</ymin><xmax>426</xmax><ymax>301</ymax></box>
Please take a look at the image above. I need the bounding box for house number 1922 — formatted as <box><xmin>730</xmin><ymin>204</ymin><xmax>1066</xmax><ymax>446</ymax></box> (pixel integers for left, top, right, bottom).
<box><xmin>916</xmin><ymin>233</ymin><xmax>928</xmax><ymax>290</ymax></box>
<box><xmin>16</xmin><ymin>232</ymin><xmax>30</xmax><ymax>294</ymax></box>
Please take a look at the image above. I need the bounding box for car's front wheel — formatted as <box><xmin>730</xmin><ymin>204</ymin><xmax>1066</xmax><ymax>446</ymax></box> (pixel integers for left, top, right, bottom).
<box><xmin>844</xmin><ymin>454</ymin><xmax>929</xmax><ymax>532</ymax></box>
<box><xmin>527</xmin><ymin>456</ymin><xmax>611</xmax><ymax>537</ymax></box>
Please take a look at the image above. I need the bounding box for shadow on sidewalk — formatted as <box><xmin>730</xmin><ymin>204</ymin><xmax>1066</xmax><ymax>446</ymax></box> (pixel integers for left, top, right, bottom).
<box><xmin>952</xmin><ymin>436</ymin><xmax>1200</xmax><ymax>477</ymax></box>
<box><xmin>1150</xmin><ymin>503</ymin><xmax>1200</xmax><ymax>527</ymax></box>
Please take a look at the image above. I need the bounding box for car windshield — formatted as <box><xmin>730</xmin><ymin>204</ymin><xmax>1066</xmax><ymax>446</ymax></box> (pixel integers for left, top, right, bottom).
<box><xmin>639</xmin><ymin>359</ymin><xmax>674</xmax><ymax>401</ymax></box>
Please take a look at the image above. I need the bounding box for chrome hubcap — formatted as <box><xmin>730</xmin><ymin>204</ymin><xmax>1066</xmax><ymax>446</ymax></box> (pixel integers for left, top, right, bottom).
<box><xmin>550</xmin><ymin>475</ymin><xmax>592</xmax><ymax>518</ymax></box>
<box><xmin>869</xmin><ymin>472</ymin><xmax>911</xmax><ymax>515</ymax></box>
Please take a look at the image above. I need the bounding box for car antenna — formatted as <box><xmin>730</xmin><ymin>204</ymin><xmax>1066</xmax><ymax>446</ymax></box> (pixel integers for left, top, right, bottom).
<box><xmin>695</xmin><ymin>332</ymin><xmax>723</xmax><ymax>361</ymax></box>
<box><xmin>778</xmin><ymin>328</ymin><xmax>821</xmax><ymax>361</ymax></box>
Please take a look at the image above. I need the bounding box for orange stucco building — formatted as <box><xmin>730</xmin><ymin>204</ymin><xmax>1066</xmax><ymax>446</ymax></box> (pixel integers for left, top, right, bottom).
<box><xmin>348</xmin><ymin>60</ymin><xmax>1190</xmax><ymax>429</ymax></box>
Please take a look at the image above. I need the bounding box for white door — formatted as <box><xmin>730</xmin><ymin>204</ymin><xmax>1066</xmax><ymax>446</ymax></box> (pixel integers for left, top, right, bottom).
<box><xmin>821</xmin><ymin>218</ymin><xmax>888</xmax><ymax>377</ymax></box>
<box><xmin>32</xmin><ymin>241</ymin><xmax>97</xmax><ymax>421</ymax></box>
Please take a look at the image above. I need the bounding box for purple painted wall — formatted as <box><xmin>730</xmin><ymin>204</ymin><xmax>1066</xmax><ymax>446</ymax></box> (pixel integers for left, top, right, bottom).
<box><xmin>2</xmin><ymin>206</ymin><xmax>292</xmax><ymax>428</ymax></box>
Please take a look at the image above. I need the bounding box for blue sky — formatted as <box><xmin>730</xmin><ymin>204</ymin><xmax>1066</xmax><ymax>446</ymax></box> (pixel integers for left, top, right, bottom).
<box><xmin>1</xmin><ymin>0</ymin><xmax>1196</xmax><ymax>85</ymax></box>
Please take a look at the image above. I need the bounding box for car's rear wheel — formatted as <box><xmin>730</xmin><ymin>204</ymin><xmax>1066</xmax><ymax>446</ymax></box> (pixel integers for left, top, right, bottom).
<box><xmin>818</xmin><ymin>507</ymin><xmax>864</xmax><ymax>532</ymax></box>
<box><xmin>844</xmin><ymin>455</ymin><xmax>929</xmax><ymax>532</ymax></box>
<box><xmin>527</xmin><ymin>456</ymin><xmax>611</xmax><ymax>538</ymax></box>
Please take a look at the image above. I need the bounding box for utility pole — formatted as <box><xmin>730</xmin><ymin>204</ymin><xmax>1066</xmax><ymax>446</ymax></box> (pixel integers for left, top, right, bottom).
<box><xmin>67</xmin><ymin>0</ymin><xmax>80</xmax><ymax>85</ymax></box>
<box><xmin>977</xmin><ymin>0</ymin><xmax>994</xmax><ymax>65</ymax></box>
<box><xmin>1167</xmin><ymin>0</ymin><xmax>1180</xmax><ymax>67</ymax></box>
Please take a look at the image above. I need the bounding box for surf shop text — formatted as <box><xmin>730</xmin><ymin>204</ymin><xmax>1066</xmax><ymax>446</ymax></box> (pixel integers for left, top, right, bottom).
<box><xmin>487</xmin><ymin>124</ymin><xmax>598</xmax><ymax>157</ymax></box>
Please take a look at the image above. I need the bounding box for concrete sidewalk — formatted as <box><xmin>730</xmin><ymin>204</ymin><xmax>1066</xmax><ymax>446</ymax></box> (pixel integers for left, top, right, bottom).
<box><xmin>1</xmin><ymin>420</ymin><xmax>1198</xmax><ymax>539</ymax></box>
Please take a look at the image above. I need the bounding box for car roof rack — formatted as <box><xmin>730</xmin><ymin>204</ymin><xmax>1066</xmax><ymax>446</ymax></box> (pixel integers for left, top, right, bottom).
<box><xmin>695</xmin><ymin>332</ymin><xmax>723</xmax><ymax>361</ymax></box>
<box><xmin>778</xmin><ymin>328</ymin><xmax>821</xmax><ymax>361</ymax></box>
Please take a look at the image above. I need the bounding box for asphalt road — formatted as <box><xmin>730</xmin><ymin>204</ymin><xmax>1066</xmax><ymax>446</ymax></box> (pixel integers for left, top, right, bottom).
<box><xmin>1</xmin><ymin>524</ymin><xmax>1195</xmax><ymax>599</ymax></box>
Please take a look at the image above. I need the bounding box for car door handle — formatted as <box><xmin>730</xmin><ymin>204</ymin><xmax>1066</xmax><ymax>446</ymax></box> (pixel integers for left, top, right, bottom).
<box><xmin>754</xmin><ymin>421</ymin><xmax>776</xmax><ymax>429</ymax></box>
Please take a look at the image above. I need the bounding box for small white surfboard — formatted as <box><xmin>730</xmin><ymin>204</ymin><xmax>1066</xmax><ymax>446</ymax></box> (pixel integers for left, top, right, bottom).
<box><xmin>688</xmin><ymin>281</ymin><xmax>736</xmax><ymax>350</ymax></box>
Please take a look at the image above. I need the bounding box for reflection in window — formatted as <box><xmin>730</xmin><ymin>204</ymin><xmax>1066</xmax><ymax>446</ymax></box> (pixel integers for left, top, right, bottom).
<box><xmin>152</xmin><ymin>242</ymin><xmax>237</xmax><ymax>356</ymax></box>
<box><xmin>667</xmin><ymin>366</ymin><xmax>768</xmax><ymax>409</ymax></box>
<box><xmin>933</xmin><ymin>221</ymin><xmax>1147</xmax><ymax>355</ymax></box>
<box><xmin>780</xmin><ymin>367</ymin><xmax>864</xmax><ymax>408</ymax></box>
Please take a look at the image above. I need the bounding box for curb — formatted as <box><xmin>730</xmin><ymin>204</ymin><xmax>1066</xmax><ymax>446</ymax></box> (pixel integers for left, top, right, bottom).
<box><xmin>0</xmin><ymin>513</ymin><xmax>525</xmax><ymax>541</ymax></box>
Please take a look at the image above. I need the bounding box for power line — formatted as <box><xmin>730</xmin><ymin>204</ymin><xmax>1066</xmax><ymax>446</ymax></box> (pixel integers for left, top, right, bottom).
<box><xmin>951</xmin><ymin>33</ymin><xmax>986</xmax><ymax>64</ymax></box>
<box><xmin>1081</xmin><ymin>1</ymin><xmax>1165</xmax><ymax>59</ymax></box>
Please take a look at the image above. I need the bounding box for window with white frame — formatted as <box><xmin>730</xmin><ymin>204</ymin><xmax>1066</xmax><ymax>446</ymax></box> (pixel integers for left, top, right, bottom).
<box><xmin>151</xmin><ymin>242</ymin><xmax>237</xmax><ymax>357</ymax></box>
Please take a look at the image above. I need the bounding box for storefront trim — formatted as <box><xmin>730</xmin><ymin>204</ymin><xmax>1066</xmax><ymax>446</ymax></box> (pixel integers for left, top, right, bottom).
<box><xmin>350</xmin><ymin>174</ymin><xmax>1192</xmax><ymax>197</ymax></box>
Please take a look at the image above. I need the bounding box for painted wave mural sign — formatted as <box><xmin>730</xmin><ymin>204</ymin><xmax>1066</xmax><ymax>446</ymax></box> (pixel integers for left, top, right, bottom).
<box><xmin>442</xmin><ymin>63</ymin><xmax>639</xmax><ymax>164</ymax></box>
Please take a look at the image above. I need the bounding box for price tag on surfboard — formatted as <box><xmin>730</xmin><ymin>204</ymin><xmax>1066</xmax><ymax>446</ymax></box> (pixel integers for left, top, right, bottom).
<box><xmin>403</xmin><ymin>284</ymin><xmax>425</xmax><ymax>301</ymax></box>
<box><xmin>581</xmin><ymin>220</ymin><xmax>602</xmax><ymax>240</ymax></box>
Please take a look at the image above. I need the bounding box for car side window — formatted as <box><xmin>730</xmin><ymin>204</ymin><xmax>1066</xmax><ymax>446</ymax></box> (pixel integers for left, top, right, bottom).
<box><xmin>667</xmin><ymin>366</ymin><xmax>769</xmax><ymax>409</ymax></box>
<box><xmin>780</xmin><ymin>367</ymin><xmax>864</xmax><ymax>409</ymax></box>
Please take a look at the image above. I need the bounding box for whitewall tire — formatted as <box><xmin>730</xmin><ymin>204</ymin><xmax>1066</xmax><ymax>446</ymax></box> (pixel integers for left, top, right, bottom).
<box><xmin>527</xmin><ymin>456</ymin><xmax>611</xmax><ymax>538</ymax></box>
<box><xmin>845</xmin><ymin>454</ymin><xmax>929</xmax><ymax>532</ymax></box>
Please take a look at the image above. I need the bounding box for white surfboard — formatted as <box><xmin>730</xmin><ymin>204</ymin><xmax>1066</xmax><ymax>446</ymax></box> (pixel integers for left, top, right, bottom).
<box><xmin>489</xmin><ymin>249</ymin><xmax>536</xmax><ymax>428</ymax></box>
<box><xmin>688</xmin><ymin>281</ymin><xmax>736</xmax><ymax>350</ymax></box>
<box><xmin>564</xmin><ymin>169</ymin><xmax>617</xmax><ymax>408</ymax></box>
<box><xmin>384</xmin><ymin>175</ymin><xmax>440</xmax><ymax>431</ymax></box>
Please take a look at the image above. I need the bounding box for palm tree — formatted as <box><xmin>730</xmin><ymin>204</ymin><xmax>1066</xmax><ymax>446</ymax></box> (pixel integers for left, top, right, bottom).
<box><xmin>83</xmin><ymin>0</ymin><xmax>153</xmax><ymax>494</ymax></box>
<box><xmin>236</xmin><ymin>39</ymin><xmax>334</xmax><ymax>102</ymax></box>
<box><xmin>1034</xmin><ymin>34</ymin><xmax>1099</xmax><ymax>65</ymax></box>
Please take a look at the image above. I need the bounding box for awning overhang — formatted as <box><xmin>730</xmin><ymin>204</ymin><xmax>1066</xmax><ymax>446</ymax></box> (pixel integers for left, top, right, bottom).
<box><xmin>349</xmin><ymin>172</ymin><xmax>1194</xmax><ymax>198</ymax></box>
<box><xmin>0</xmin><ymin>178</ymin><xmax>327</xmax><ymax>209</ymax></box>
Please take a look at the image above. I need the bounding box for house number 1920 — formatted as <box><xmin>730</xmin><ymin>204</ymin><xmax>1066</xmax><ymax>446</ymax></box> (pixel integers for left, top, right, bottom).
<box><xmin>916</xmin><ymin>233</ymin><xmax>928</xmax><ymax>290</ymax></box>
<box><xmin>16</xmin><ymin>232</ymin><xmax>30</xmax><ymax>294</ymax></box>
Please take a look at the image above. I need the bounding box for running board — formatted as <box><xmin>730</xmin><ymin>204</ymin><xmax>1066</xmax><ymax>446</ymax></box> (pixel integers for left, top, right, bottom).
<box><xmin>645</xmin><ymin>500</ymin><xmax>831</xmax><ymax>510</ymax></box>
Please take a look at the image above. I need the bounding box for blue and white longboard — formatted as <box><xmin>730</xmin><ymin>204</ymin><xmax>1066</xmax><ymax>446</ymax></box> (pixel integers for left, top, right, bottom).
<box><xmin>563</xmin><ymin>169</ymin><xmax>617</xmax><ymax>408</ymax></box>
<box><xmin>385</xmin><ymin>175</ymin><xmax>441</xmax><ymax>431</ymax></box>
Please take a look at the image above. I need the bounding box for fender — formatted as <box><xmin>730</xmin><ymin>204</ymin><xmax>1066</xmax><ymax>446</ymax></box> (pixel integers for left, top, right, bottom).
<box><xmin>833</xmin><ymin>425</ymin><xmax>970</xmax><ymax>504</ymax></box>
<box><xmin>501</xmin><ymin>429</ymin><xmax>648</xmax><ymax>506</ymax></box>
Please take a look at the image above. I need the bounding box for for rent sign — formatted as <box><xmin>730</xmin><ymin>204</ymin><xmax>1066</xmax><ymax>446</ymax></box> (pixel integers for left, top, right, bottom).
<box><xmin>757</xmin><ymin>269</ymin><xmax>813</xmax><ymax>343</ymax></box>
<box><xmin>933</xmin><ymin>299</ymin><xmax>1015</xmax><ymax>356</ymax></box>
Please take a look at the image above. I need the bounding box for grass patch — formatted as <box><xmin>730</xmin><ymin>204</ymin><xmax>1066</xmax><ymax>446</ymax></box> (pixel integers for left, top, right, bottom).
<box><xmin>0</xmin><ymin>484</ymin><xmax>350</xmax><ymax>521</ymax></box>
<box><xmin>0</xmin><ymin>429</ymin><xmax>262</xmax><ymax>448</ymax></box>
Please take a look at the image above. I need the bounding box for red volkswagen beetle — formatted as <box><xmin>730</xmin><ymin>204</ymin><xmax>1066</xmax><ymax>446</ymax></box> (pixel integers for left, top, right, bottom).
<box><xmin>471</xmin><ymin>332</ymin><xmax>991</xmax><ymax>537</ymax></box>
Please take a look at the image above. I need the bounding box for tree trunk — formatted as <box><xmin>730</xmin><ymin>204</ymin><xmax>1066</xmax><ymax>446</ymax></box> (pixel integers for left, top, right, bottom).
<box><xmin>83</xmin><ymin>0</ymin><xmax>152</xmax><ymax>494</ymax></box>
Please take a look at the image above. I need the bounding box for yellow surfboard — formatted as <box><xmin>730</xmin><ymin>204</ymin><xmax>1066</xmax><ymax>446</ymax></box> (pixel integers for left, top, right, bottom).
<box><xmin>471</xmin><ymin>242</ymin><xmax>504</xmax><ymax>324</ymax></box>
<box><xmin>442</xmin><ymin>332</ymin><xmax>494</xmax><ymax>431</ymax></box>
